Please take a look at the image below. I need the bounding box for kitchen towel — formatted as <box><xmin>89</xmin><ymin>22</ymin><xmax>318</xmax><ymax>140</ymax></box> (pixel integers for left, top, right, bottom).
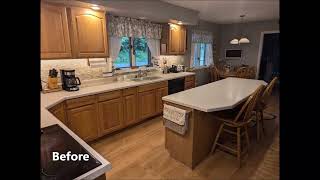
<box><xmin>163</xmin><ymin>104</ymin><xmax>189</xmax><ymax>135</ymax></box>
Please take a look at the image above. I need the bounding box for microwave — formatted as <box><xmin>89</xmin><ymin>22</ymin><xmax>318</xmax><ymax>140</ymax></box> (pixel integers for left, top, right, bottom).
<box><xmin>225</xmin><ymin>49</ymin><xmax>242</xmax><ymax>59</ymax></box>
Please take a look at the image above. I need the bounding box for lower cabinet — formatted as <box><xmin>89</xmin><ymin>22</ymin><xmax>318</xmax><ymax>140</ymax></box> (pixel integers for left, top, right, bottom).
<box><xmin>98</xmin><ymin>98</ymin><xmax>123</xmax><ymax>135</ymax></box>
<box><xmin>49</xmin><ymin>103</ymin><xmax>66</xmax><ymax>125</ymax></box>
<box><xmin>138</xmin><ymin>90</ymin><xmax>157</xmax><ymax>120</ymax></box>
<box><xmin>156</xmin><ymin>87</ymin><xmax>168</xmax><ymax>114</ymax></box>
<box><xmin>185</xmin><ymin>80</ymin><xmax>195</xmax><ymax>90</ymax></box>
<box><xmin>67</xmin><ymin>104</ymin><xmax>99</xmax><ymax>142</ymax></box>
<box><xmin>123</xmin><ymin>94</ymin><xmax>138</xmax><ymax>126</ymax></box>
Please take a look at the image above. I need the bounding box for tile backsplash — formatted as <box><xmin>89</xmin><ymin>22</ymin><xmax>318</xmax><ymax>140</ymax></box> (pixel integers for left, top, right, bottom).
<box><xmin>41</xmin><ymin>55</ymin><xmax>187</xmax><ymax>83</ymax></box>
<box><xmin>41</xmin><ymin>58</ymin><xmax>109</xmax><ymax>83</ymax></box>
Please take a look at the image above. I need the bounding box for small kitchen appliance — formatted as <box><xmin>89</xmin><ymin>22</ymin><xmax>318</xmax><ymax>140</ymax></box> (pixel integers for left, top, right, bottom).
<box><xmin>60</xmin><ymin>69</ymin><xmax>81</xmax><ymax>91</ymax></box>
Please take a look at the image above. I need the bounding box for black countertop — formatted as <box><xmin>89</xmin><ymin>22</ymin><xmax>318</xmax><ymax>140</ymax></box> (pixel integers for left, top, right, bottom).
<box><xmin>41</xmin><ymin>124</ymin><xmax>102</xmax><ymax>180</ymax></box>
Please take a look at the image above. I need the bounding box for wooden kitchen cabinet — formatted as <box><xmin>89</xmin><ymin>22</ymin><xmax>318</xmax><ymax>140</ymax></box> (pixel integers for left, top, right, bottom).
<box><xmin>169</xmin><ymin>25</ymin><xmax>181</xmax><ymax>54</ymax></box>
<box><xmin>123</xmin><ymin>94</ymin><xmax>138</xmax><ymax>126</ymax></box>
<box><xmin>69</xmin><ymin>6</ymin><xmax>109</xmax><ymax>58</ymax></box>
<box><xmin>67</xmin><ymin>104</ymin><xmax>99</xmax><ymax>142</ymax></box>
<box><xmin>156</xmin><ymin>87</ymin><xmax>168</xmax><ymax>114</ymax></box>
<box><xmin>98</xmin><ymin>98</ymin><xmax>123</xmax><ymax>135</ymax></box>
<box><xmin>161</xmin><ymin>24</ymin><xmax>187</xmax><ymax>55</ymax></box>
<box><xmin>179</xmin><ymin>26</ymin><xmax>187</xmax><ymax>54</ymax></box>
<box><xmin>41</xmin><ymin>2</ymin><xmax>72</xmax><ymax>59</ymax></box>
<box><xmin>49</xmin><ymin>102</ymin><xmax>66</xmax><ymax>125</ymax></box>
<box><xmin>138</xmin><ymin>90</ymin><xmax>157</xmax><ymax>120</ymax></box>
<box><xmin>185</xmin><ymin>75</ymin><xmax>196</xmax><ymax>90</ymax></box>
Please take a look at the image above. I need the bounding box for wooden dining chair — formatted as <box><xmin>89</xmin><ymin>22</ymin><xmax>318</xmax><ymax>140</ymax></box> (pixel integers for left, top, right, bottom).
<box><xmin>236</xmin><ymin>67</ymin><xmax>248</xmax><ymax>78</ymax></box>
<box><xmin>211</xmin><ymin>85</ymin><xmax>265</xmax><ymax>168</ymax></box>
<box><xmin>210</xmin><ymin>66</ymin><xmax>219</xmax><ymax>82</ymax></box>
<box><xmin>247</xmin><ymin>67</ymin><xmax>256</xmax><ymax>79</ymax></box>
<box><xmin>254</xmin><ymin>77</ymin><xmax>278</xmax><ymax>141</ymax></box>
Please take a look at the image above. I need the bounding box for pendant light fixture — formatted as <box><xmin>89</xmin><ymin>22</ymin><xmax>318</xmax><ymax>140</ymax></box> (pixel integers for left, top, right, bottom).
<box><xmin>239</xmin><ymin>14</ymin><xmax>250</xmax><ymax>44</ymax></box>
<box><xmin>229</xmin><ymin>14</ymin><xmax>250</xmax><ymax>45</ymax></box>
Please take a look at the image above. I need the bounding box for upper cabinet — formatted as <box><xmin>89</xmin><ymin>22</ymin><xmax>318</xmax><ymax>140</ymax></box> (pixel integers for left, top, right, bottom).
<box><xmin>41</xmin><ymin>2</ymin><xmax>72</xmax><ymax>59</ymax></box>
<box><xmin>160</xmin><ymin>24</ymin><xmax>187</xmax><ymax>55</ymax></box>
<box><xmin>41</xmin><ymin>2</ymin><xmax>109</xmax><ymax>59</ymax></box>
<box><xmin>69</xmin><ymin>7</ymin><xmax>109</xmax><ymax>58</ymax></box>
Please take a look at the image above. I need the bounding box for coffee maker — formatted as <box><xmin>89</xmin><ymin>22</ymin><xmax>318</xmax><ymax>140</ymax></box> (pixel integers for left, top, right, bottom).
<box><xmin>60</xmin><ymin>69</ymin><xmax>81</xmax><ymax>91</ymax></box>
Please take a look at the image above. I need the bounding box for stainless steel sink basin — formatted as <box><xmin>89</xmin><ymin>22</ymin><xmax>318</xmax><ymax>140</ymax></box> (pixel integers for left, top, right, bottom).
<box><xmin>131</xmin><ymin>76</ymin><xmax>162</xmax><ymax>81</ymax></box>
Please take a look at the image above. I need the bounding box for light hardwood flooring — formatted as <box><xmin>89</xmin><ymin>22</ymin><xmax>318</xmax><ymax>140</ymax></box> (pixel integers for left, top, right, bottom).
<box><xmin>91</xmin><ymin>92</ymin><xmax>279</xmax><ymax>180</ymax></box>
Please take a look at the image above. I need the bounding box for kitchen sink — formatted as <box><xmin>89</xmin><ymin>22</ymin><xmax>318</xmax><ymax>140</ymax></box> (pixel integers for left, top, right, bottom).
<box><xmin>130</xmin><ymin>76</ymin><xmax>162</xmax><ymax>81</ymax></box>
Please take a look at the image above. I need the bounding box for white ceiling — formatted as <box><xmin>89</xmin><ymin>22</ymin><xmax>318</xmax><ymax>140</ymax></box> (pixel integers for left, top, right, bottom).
<box><xmin>162</xmin><ymin>0</ymin><xmax>279</xmax><ymax>24</ymax></box>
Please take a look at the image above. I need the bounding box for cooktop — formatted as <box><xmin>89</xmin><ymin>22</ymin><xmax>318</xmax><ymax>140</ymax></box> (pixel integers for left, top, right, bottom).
<box><xmin>41</xmin><ymin>124</ymin><xmax>101</xmax><ymax>180</ymax></box>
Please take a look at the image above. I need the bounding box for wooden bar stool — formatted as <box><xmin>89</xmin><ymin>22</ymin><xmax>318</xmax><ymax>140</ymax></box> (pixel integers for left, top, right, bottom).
<box><xmin>254</xmin><ymin>77</ymin><xmax>278</xmax><ymax>141</ymax></box>
<box><xmin>211</xmin><ymin>85</ymin><xmax>265</xmax><ymax>168</ymax></box>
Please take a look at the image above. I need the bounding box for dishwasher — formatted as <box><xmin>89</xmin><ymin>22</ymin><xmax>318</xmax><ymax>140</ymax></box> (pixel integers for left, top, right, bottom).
<box><xmin>168</xmin><ymin>77</ymin><xmax>185</xmax><ymax>94</ymax></box>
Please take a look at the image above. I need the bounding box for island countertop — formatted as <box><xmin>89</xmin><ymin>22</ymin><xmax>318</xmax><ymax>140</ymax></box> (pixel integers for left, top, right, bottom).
<box><xmin>41</xmin><ymin>72</ymin><xmax>195</xmax><ymax>179</ymax></box>
<box><xmin>162</xmin><ymin>77</ymin><xmax>267</xmax><ymax>112</ymax></box>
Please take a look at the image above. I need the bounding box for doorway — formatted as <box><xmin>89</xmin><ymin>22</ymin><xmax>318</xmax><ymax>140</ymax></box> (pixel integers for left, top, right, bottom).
<box><xmin>257</xmin><ymin>32</ymin><xmax>280</xmax><ymax>83</ymax></box>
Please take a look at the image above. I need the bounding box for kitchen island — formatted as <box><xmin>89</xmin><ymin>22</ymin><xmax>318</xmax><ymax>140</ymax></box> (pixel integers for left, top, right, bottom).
<box><xmin>162</xmin><ymin>77</ymin><xmax>267</xmax><ymax>169</ymax></box>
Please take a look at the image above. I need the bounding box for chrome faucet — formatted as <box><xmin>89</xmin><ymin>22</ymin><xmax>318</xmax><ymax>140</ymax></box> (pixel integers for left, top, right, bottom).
<box><xmin>136</xmin><ymin>69</ymin><xmax>149</xmax><ymax>78</ymax></box>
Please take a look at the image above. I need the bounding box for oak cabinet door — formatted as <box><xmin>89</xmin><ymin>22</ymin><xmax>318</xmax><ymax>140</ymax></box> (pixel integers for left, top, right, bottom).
<box><xmin>98</xmin><ymin>98</ymin><xmax>123</xmax><ymax>135</ymax></box>
<box><xmin>179</xmin><ymin>26</ymin><xmax>187</xmax><ymax>54</ymax></box>
<box><xmin>123</xmin><ymin>94</ymin><xmax>138</xmax><ymax>126</ymax></box>
<box><xmin>185</xmin><ymin>80</ymin><xmax>195</xmax><ymax>90</ymax></box>
<box><xmin>169</xmin><ymin>26</ymin><xmax>180</xmax><ymax>54</ymax></box>
<box><xmin>156</xmin><ymin>87</ymin><xmax>168</xmax><ymax>114</ymax></box>
<box><xmin>138</xmin><ymin>90</ymin><xmax>156</xmax><ymax>120</ymax></box>
<box><xmin>49</xmin><ymin>103</ymin><xmax>66</xmax><ymax>125</ymax></box>
<box><xmin>70</xmin><ymin>7</ymin><xmax>109</xmax><ymax>58</ymax></box>
<box><xmin>41</xmin><ymin>3</ymin><xmax>72</xmax><ymax>59</ymax></box>
<box><xmin>67</xmin><ymin>104</ymin><xmax>99</xmax><ymax>142</ymax></box>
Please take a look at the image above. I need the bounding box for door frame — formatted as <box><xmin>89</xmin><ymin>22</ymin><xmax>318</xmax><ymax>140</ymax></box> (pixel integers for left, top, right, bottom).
<box><xmin>256</xmin><ymin>30</ymin><xmax>280</xmax><ymax>79</ymax></box>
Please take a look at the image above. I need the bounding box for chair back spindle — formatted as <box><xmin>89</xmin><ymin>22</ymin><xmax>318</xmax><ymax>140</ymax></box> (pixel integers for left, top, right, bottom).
<box><xmin>234</xmin><ymin>85</ymin><xmax>265</xmax><ymax>123</ymax></box>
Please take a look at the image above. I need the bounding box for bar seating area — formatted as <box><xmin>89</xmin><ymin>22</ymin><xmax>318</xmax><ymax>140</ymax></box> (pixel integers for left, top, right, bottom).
<box><xmin>210</xmin><ymin>76</ymin><xmax>278</xmax><ymax>168</ymax></box>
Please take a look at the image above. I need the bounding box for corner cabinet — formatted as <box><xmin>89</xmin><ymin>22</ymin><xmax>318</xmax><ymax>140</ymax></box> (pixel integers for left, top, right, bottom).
<box><xmin>67</xmin><ymin>104</ymin><xmax>99</xmax><ymax>142</ymax></box>
<box><xmin>69</xmin><ymin>7</ymin><xmax>109</xmax><ymax>58</ymax></box>
<box><xmin>41</xmin><ymin>2</ymin><xmax>72</xmax><ymax>59</ymax></box>
<box><xmin>161</xmin><ymin>24</ymin><xmax>187</xmax><ymax>55</ymax></box>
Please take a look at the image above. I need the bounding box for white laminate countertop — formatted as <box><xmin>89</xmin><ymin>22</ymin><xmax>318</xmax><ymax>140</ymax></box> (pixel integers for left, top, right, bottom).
<box><xmin>41</xmin><ymin>72</ymin><xmax>195</xmax><ymax>179</ymax></box>
<box><xmin>162</xmin><ymin>77</ymin><xmax>267</xmax><ymax>112</ymax></box>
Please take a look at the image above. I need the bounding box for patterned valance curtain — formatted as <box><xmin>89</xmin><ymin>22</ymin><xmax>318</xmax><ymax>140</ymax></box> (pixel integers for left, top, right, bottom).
<box><xmin>108</xmin><ymin>15</ymin><xmax>162</xmax><ymax>39</ymax></box>
<box><xmin>191</xmin><ymin>30</ymin><xmax>213</xmax><ymax>44</ymax></box>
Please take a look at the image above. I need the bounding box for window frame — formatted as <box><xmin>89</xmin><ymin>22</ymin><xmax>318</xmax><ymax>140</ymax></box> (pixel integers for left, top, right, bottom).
<box><xmin>114</xmin><ymin>37</ymin><xmax>151</xmax><ymax>69</ymax></box>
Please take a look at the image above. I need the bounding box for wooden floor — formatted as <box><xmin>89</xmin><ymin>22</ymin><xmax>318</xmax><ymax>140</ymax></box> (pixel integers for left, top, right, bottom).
<box><xmin>91</xmin><ymin>91</ymin><xmax>279</xmax><ymax>180</ymax></box>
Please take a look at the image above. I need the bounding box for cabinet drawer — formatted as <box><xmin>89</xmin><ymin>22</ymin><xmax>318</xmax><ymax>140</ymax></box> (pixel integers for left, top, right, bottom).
<box><xmin>98</xmin><ymin>90</ymin><xmax>122</xmax><ymax>102</ymax></box>
<box><xmin>66</xmin><ymin>95</ymin><xmax>96</xmax><ymax>109</ymax></box>
<box><xmin>123</xmin><ymin>87</ymin><xmax>137</xmax><ymax>96</ymax></box>
<box><xmin>185</xmin><ymin>75</ymin><xmax>195</xmax><ymax>82</ymax></box>
<box><xmin>138</xmin><ymin>81</ymin><xmax>168</xmax><ymax>92</ymax></box>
